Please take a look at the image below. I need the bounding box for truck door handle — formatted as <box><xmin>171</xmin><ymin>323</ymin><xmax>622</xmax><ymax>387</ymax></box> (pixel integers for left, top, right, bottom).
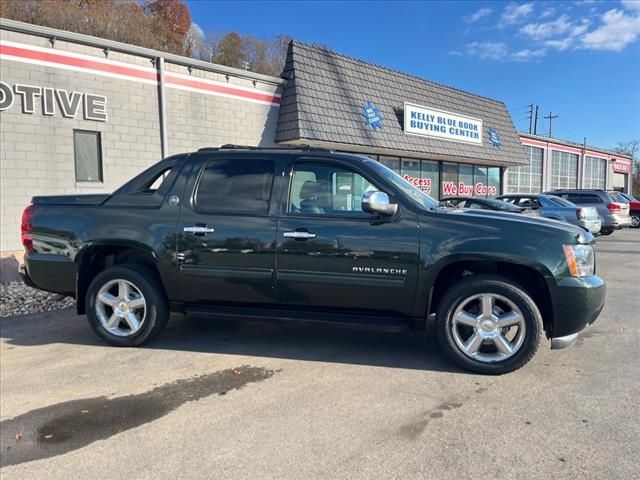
<box><xmin>283</xmin><ymin>230</ymin><xmax>316</xmax><ymax>239</ymax></box>
<box><xmin>184</xmin><ymin>226</ymin><xmax>215</xmax><ymax>234</ymax></box>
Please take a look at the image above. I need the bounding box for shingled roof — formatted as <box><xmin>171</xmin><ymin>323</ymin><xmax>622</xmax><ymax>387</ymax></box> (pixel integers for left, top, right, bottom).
<box><xmin>276</xmin><ymin>41</ymin><xmax>528</xmax><ymax>166</ymax></box>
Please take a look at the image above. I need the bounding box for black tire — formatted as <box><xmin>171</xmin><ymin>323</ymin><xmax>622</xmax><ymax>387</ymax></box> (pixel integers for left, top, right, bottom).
<box><xmin>600</xmin><ymin>229</ymin><xmax>614</xmax><ymax>236</ymax></box>
<box><xmin>85</xmin><ymin>264</ymin><xmax>169</xmax><ymax>347</ymax></box>
<box><xmin>435</xmin><ymin>274</ymin><xmax>544</xmax><ymax>375</ymax></box>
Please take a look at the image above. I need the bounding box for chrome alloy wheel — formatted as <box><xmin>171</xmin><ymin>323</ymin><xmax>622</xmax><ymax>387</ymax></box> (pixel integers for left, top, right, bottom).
<box><xmin>632</xmin><ymin>215</ymin><xmax>640</xmax><ymax>228</ymax></box>
<box><xmin>451</xmin><ymin>293</ymin><xmax>526</xmax><ymax>363</ymax></box>
<box><xmin>95</xmin><ymin>279</ymin><xmax>146</xmax><ymax>337</ymax></box>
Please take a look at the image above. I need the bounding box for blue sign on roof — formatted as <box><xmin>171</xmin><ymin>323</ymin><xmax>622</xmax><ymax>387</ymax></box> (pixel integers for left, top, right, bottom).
<box><xmin>487</xmin><ymin>128</ymin><xmax>502</xmax><ymax>149</ymax></box>
<box><xmin>362</xmin><ymin>102</ymin><xmax>383</xmax><ymax>130</ymax></box>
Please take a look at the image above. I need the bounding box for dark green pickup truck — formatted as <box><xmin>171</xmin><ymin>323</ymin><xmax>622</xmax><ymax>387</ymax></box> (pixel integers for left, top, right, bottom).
<box><xmin>20</xmin><ymin>147</ymin><xmax>606</xmax><ymax>374</ymax></box>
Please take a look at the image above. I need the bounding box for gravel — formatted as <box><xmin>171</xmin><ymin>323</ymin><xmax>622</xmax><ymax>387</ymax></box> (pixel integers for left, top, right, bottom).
<box><xmin>0</xmin><ymin>282</ymin><xmax>75</xmax><ymax>317</ymax></box>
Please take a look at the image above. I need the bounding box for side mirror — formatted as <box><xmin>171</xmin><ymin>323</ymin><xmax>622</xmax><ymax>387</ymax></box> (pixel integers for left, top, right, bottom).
<box><xmin>362</xmin><ymin>191</ymin><xmax>398</xmax><ymax>216</ymax></box>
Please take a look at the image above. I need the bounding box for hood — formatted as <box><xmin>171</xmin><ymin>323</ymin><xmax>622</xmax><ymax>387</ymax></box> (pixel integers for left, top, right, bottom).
<box><xmin>438</xmin><ymin>208</ymin><xmax>589</xmax><ymax>238</ymax></box>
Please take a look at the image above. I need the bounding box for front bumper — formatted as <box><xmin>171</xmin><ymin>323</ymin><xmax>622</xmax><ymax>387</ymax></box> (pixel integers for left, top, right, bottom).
<box><xmin>549</xmin><ymin>275</ymin><xmax>606</xmax><ymax>338</ymax></box>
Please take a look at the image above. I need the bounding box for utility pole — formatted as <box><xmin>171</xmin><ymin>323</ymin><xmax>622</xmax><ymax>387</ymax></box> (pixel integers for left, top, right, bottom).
<box><xmin>533</xmin><ymin>105</ymin><xmax>539</xmax><ymax>135</ymax></box>
<box><xmin>527</xmin><ymin>104</ymin><xmax>534</xmax><ymax>134</ymax></box>
<box><xmin>544</xmin><ymin>111</ymin><xmax>558</xmax><ymax>137</ymax></box>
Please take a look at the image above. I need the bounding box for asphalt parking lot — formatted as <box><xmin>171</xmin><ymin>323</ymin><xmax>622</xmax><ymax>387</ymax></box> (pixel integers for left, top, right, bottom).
<box><xmin>1</xmin><ymin>229</ymin><xmax>638</xmax><ymax>480</ymax></box>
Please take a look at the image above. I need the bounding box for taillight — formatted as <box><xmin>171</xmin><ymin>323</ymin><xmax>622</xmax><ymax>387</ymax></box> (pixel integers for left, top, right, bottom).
<box><xmin>607</xmin><ymin>203</ymin><xmax>621</xmax><ymax>213</ymax></box>
<box><xmin>21</xmin><ymin>205</ymin><xmax>34</xmax><ymax>253</ymax></box>
<box><xmin>576</xmin><ymin>208</ymin><xmax>586</xmax><ymax>220</ymax></box>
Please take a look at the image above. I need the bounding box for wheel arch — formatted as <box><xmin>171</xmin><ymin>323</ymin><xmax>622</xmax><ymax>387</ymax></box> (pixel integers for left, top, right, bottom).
<box><xmin>427</xmin><ymin>255</ymin><xmax>554</xmax><ymax>337</ymax></box>
<box><xmin>75</xmin><ymin>241</ymin><xmax>162</xmax><ymax>314</ymax></box>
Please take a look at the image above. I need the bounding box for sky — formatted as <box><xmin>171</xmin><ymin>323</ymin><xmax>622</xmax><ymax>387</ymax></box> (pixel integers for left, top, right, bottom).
<box><xmin>186</xmin><ymin>0</ymin><xmax>640</xmax><ymax>150</ymax></box>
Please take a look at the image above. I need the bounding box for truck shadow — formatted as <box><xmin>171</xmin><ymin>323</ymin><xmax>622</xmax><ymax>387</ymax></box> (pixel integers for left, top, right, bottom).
<box><xmin>0</xmin><ymin>309</ymin><xmax>462</xmax><ymax>374</ymax></box>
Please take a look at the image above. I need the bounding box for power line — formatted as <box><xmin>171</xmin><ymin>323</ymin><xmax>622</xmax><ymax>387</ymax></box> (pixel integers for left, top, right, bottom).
<box><xmin>544</xmin><ymin>111</ymin><xmax>559</xmax><ymax>137</ymax></box>
<box><xmin>527</xmin><ymin>104</ymin><xmax>534</xmax><ymax>134</ymax></box>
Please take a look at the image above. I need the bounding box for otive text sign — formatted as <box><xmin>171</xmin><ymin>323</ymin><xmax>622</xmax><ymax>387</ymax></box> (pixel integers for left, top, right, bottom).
<box><xmin>404</xmin><ymin>103</ymin><xmax>482</xmax><ymax>145</ymax></box>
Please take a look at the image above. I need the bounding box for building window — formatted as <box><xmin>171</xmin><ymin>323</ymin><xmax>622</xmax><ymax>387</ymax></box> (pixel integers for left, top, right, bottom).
<box><xmin>583</xmin><ymin>156</ymin><xmax>606</xmax><ymax>189</ymax></box>
<box><xmin>506</xmin><ymin>146</ymin><xmax>543</xmax><ymax>193</ymax></box>
<box><xmin>379</xmin><ymin>156</ymin><xmax>400</xmax><ymax>172</ymax></box>
<box><xmin>441</xmin><ymin>162</ymin><xmax>459</xmax><ymax>196</ymax></box>
<box><xmin>420</xmin><ymin>160</ymin><xmax>439</xmax><ymax>197</ymax></box>
<box><xmin>74</xmin><ymin>130</ymin><xmax>103</xmax><ymax>182</ymax></box>
<box><xmin>487</xmin><ymin>167</ymin><xmax>501</xmax><ymax>196</ymax></box>
<box><xmin>550</xmin><ymin>150</ymin><xmax>578</xmax><ymax>189</ymax></box>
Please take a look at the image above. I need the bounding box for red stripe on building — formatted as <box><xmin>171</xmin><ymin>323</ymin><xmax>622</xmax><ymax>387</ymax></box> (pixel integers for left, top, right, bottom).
<box><xmin>0</xmin><ymin>44</ymin><xmax>159</xmax><ymax>82</ymax></box>
<box><xmin>520</xmin><ymin>137</ymin><xmax>583</xmax><ymax>155</ymax></box>
<box><xmin>520</xmin><ymin>138</ymin><xmax>548</xmax><ymax>148</ymax></box>
<box><xmin>0</xmin><ymin>43</ymin><xmax>281</xmax><ymax>105</ymax></box>
<box><xmin>165</xmin><ymin>74</ymin><xmax>281</xmax><ymax>104</ymax></box>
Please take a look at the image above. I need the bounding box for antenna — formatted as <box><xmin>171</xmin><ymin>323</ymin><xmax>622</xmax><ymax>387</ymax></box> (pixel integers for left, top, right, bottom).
<box><xmin>544</xmin><ymin>111</ymin><xmax>558</xmax><ymax>137</ymax></box>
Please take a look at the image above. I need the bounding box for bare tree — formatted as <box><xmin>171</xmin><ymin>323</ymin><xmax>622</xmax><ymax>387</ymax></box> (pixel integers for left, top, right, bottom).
<box><xmin>615</xmin><ymin>140</ymin><xmax>640</xmax><ymax>197</ymax></box>
<box><xmin>1</xmin><ymin>0</ymin><xmax>291</xmax><ymax>76</ymax></box>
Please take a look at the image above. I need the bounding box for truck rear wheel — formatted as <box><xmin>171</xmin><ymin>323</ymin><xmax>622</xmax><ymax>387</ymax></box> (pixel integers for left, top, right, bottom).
<box><xmin>435</xmin><ymin>274</ymin><xmax>543</xmax><ymax>375</ymax></box>
<box><xmin>85</xmin><ymin>264</ymin><xmax>169</xmax><ymax>347</ymax></box>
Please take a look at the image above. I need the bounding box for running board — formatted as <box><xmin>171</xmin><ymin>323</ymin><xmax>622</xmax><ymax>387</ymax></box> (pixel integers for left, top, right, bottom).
<box><xmin>183</xmin><ymin>305</ymin><xmax>414</xmax><ymax>332</ymax></box>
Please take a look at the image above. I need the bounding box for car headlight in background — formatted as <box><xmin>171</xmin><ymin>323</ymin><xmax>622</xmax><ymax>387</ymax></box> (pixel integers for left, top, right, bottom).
<box><xmin>563</xmin><ymin>244</ymin><xmax>595</xmax><ymax>277</ymax></box>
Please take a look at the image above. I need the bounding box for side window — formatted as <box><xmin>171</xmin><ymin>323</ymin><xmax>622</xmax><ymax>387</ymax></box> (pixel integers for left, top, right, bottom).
<box><xmin>141</xmin><ymin>166</ymin><xmax>174</xmax><ymax>194</ymax></box>
<box><xmin>468</xmin><ymin>202</ymin><xmax>484</xmax><ymax>209</ymax></box>
<box><xmin>195</xmin><ymin>158</ymin><xmax>275</xmax><ymax>214</ymax></box>
<box><xmin>518</xmin><ymin>197</ymin><xmax>539</xmax><ymax>208</ymax></box>
<box><xmin>289</xmin><ymin>163</ymin><xmax>377</xmax><ymax>215</ymax></box>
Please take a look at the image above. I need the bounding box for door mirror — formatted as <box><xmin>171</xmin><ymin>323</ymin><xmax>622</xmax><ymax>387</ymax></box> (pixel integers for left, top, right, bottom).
<box><xmin>362</xmin><ymin>191</ymin><xmax>397</xmax><ymax>216</ymax></box>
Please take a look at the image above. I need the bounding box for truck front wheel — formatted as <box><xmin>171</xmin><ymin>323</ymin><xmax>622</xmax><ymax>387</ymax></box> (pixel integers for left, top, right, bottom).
<box><xmin>85</xmin><ymin>264</ymin><xmax>169</xmax><ymax>347</ymax></box>
<box><xmin>436</xmin><ymin>274</ymin><xmax>543</xmax><ymax>375</ymax></box>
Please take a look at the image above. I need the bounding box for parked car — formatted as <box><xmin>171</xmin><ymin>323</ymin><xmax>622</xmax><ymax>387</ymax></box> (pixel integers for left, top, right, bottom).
<box><xmin>496</xmin><ymin>194</ymin><xmax>601</xmax><ymax>235</ymax></box>
<box><xmin>611</xmin><ymin>192</ymin><xmax>640</xmax><ymax>228</ymax></box>
<box><xmin>438</xmin><ymin>196</ymin><xmax>534</xmax><ymax>215</ymax></box>
<box><xmin>20</xmin><ymin>146</ymin><xmax>606</xmax><ymax>374</ymax></box>
<box><xmin>543</xmin><ymin>189</ymin><xmax>632</xmax><ymax>235</ymax></box>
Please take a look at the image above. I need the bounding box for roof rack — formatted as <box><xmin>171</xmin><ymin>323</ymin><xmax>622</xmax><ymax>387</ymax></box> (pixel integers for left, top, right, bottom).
<box><xmin>197</xmin><ymin>144</ymin><xmax>332</xmax><ymax>152</ymax></box>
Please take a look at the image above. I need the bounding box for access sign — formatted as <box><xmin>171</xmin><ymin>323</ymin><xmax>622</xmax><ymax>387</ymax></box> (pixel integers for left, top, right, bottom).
<box><xmin>404</xmin><ymin>102</ymin><xmax>482</xmax><ymax>145</ymax></box>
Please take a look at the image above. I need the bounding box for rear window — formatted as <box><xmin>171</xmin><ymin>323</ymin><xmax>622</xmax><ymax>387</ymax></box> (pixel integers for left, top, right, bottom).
<box><xmin>547</xmin><ymin>196</ymin><xmax>574</xmax><ymax>207</ymax></box>
<box><xmin>567</xmin><ymin>194</ymin><xmax>602</xmax><ymax>204</ymax></box>
<box><xmin>195</xmin><ymin>158</ymin><xmax>275</xmax><ymax>214</ymax></box>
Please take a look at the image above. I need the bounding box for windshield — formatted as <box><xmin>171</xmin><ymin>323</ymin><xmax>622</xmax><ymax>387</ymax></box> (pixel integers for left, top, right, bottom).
<box><xmin>482</xmin><ymin>198</ymin><xmax>523</xmax><ymax>211</ymax></box>
<box><xmin>366</xmin><ymin>160</ymin><xmax>439</xmax><ymax>210</ymax></box>
<box><xmin>611</xmin><ymin>192</ymin><xmax>635</xmax><ymax>203</ymax></box>
<box><xmin>608</xmin><ymin>192</ymin><xmax>626</xmax><ymax>203</ymax></box>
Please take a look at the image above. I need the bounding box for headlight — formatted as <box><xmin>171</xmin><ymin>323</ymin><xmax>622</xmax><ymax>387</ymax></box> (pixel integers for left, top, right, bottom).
<box><xmin>563</xmin><ymin>244</ymin><xmax>595</xmax><ymax>277</ymax></box>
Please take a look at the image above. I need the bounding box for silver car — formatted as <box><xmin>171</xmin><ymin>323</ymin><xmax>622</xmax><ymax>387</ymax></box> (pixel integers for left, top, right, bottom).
<box><xmin>497</xmin><ymin>194</ymin><xmax>601</xmax><ymax>234</ymax></box>
<box><xmin>543</xmin><ymin>189</ymin><xmax>631</xmax><ymax>235</ymax></box>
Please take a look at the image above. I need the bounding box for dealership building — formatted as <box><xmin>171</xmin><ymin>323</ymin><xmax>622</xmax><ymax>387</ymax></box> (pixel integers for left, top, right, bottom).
<box><xmin>0</xmin><ymin>18</ymin><xmax>633</xmax><ymax>270</ymax></box>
